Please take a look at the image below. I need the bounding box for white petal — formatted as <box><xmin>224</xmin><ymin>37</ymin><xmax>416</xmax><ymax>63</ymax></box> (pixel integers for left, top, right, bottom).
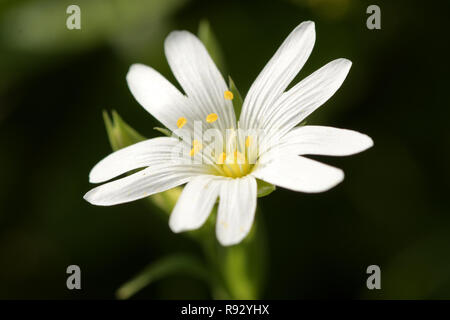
<box><xmin>240</xmin><ymin>21</ymin><xmax>315</xmax><ymax>130</ymax></box>
<box><xmin>127</xmin><ymin>64</ymin><xmax>199</xmax><ymax>133</ymax></box>
<box><xmin>169</xmin><ymin>175</ymin><xmax>221</xmax><ymax>233</ymax></box>
<box><xmin>278</xmin><ymin>126</ymin><xmax>374</xmax><ymax>156</ymax></box>
<box><xmin>252</xmin><ymin>154</ymin><xmax>344</xmax><ymax>193</ymax></box>
<box><xmin>216</xmin><ymin>176</ymin><xmax>257</xmax><ymax>246</ymax></box>
<box><xmin>164</xmin><ymin>31</ymin><xmax>235</xmax><ymax>131</ymax></box>
<box><xmin>89</xmin><ymin>137</ymin><xmax>183</xmax><ymax>183</ymax></box>
<box><xmin>84</xmin><ymin>164</ymin><xmax>207</xmax><ymax>206</ymax></box>
<box><xmin>263</xmin><ymin>58</ymin><xmax>352</xmax><ymax>136</ymax></box>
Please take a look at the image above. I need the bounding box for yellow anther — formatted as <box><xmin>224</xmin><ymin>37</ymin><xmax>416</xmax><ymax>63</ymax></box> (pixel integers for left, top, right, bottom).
<box><xmin>177</xmin><ymin>117</ymin><xmax>187</xmax><ymax>128</ymax></box>
<box><xmin>217</xmin><ymin>152</ymin><xmax>226</xmax><ymax>164</ymax></box>
<box><xmin>190</xmin><ymin>140</ymin><xmax>202</xmax><ymax>157</ymax></box>
<box><xmin>206</xmin><ymin>113</ymin><xmax>218</xmax><ymax>123</ymax></box>
<box><xmin>224</xmin><ymin>90</ymin><xmax>234</xmax><ymax>100</ymax></box>
<box><xmin>234</xmin><ymin>151</ymin><xmax>246</xmax><ymax>164</ymax></box>
<box><xmin>222</xmin><ymin>165</ymin><xmax>234</xmax><ymax>177</ymax></box>
<box><xmin>192</xmin><ymin>139</ymin><xmax>201</xmax><ymax>148</ymax></box>
<box><xmin>245</xmin><ymin>136</ymin><xmax>252</xmax><ymax>148</ymax></box>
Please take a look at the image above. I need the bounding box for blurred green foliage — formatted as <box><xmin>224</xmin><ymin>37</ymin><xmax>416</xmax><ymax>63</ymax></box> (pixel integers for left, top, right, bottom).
<box><xmin>0</xmin><ymin>0</ymin><xmax>450</xmax><ymax>299</ymax></box>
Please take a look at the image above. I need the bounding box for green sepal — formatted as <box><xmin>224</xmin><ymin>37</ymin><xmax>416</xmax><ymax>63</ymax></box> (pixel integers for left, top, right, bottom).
<box><xmin>256</xmin><ymin>179</ymin><xmax>276</xmax><ymax>198</ymax></box>
<box><xmin>148</xmin><ymin>187</ymin><xmax>182</xmax><ymax>214</ymax></box>
<box><xmin>198</xmin><ymin>19</ymin><xmax>226</xmax><ymax>73</ymax></box>
<box><xmin>103</xmin><ymin>110</ymin><xmax>146</xmax><ymax>151</ymax></box>
<box><xmin>153</xmin><ymin>126</ymin><xmax>172</xmax><ymax>137</ymax></box>
<box><xmin>103</xmin><ymin>110</ymin><xmax>182</xmax><ymax>214</ymax></box>
<box><xmin>228</xmin><ymin>76</ymin><xmax>244</xmax><ymax>121</ymax></box>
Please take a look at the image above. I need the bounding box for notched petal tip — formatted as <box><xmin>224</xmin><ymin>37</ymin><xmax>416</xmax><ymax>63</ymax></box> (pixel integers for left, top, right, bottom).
<box><xmin>300</xmin><ymin>20</ymin><xmax>315</xmax><ymax>29</ymax></box>
<box><xmin>164</xmin><ymin>30</ymin><xmax>196</xmax><ymax>48</ymax></box>
<box><xmin>168</xmin><ymin>212</ymin><xmax>200</xmax><ymax>234</ymax></box>
<box><xmin>128</xmin><ymin>63</ymin><xmax>145</xmax><ymax>71</ymax></box>
<box><xmin>88</xmin><ymin>173</ymin><xmax>97</xmax><ymax>184</ymax></box>
<box><xmin>166</xmin><ymin>29</ymin><xmax>189</xmax><ymax>37</ymax></box>
<box><xmin>362</xmin><ymin>134</ymin><xmax>374</xmax><ymax>150</ymax></box>
<box><xmin>303</xmin><ymin>167</ymin><xmax>345</xmax><ymax>194</ymax></box>
<box><xmin>295</xmin><ymin>20</ymin><xmax>316</xmax><ymax>40</ymax></box>
<box><xmin>216</xmin><ymin>227</ymin><xmax>249</xmax><ymax>246</ymax></box>
<box><xmin>126</xmin><ymin>63</ymin><xmax>148</xmax><ymax>83</ymax></box>
<box><xmin>88</xmin><ymin>162</ymin><xmax>103</xmax><ymax>184</ymax></box>
<box><xmin>327</xmin><ymin>168</ymin><xmax>345</xmax><ymax>192</ymax></box>
<box><xmin>88</xmin><ymin>167</ymin><xmax>104</xmax><ymax>184</ymax></box>
<box><xmin>83</xmin><ymin>189</ymin><xmax>98</xmax><ymax>205</ymax></box>
<box><xmin>332</xmin><ymin>58</ymin><xmax>352</xmax><ymax>75</ymax></box>
<box><xmin>168</xmin><ymin>220</ymin><xmax>183</xmax><ymax>234</ymax></box>
<box><xmin>217</xmin><ymin>236</ymin><xmax>241</xmax><ymax>247</ymax></box>
<box><xmin>168</xmin><ymin>219</ymin><xmax>204</xmax><ymax>234</ymax></box>
<box><xmin>367</xmin><ymin>136</ymin><xmax>374</xmax><ymax>148</ymax></box>
<box><xmin>338</xmin><ymin>58</ymin><xmax>352</xmax><ymax>69</ymax></box>
<box><xmin>345</xmin><ymin>130</ymin><xmax>374</xmax><ymax>155</ymax></box>
<box><xmin>83</xmin><ymin>185</ymin><xmax>116</xmax><ymax>206</ymax></box>
<box><xmin>126</xmin><ymin>64</ymin><xmax>148</xmax><ymax>91</ymax></box>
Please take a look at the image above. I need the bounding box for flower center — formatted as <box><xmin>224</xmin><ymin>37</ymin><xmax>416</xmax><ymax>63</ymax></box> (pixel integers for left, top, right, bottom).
<box><xmin>181</xmin><ymin>89</ymin><xmax>260</xmax><ymax>178</ymax></box>
<box><xmin>216</xmin><ymin>151</ymin><xmax>254</xmax><ymax>178</ymax></box>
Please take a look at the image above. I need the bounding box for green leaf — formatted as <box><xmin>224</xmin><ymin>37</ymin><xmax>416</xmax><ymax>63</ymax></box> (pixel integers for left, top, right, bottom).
<box><xmin>228</xmin><ymin>76</ymin><xmax>244</xmax><ymax>121</ymax></box>
<box><xmin>116</xmin><ymin>254</ymin><xmax>211</xmax><ymax>300</ymax></box>
<box><xmin>103</xmin><ymin>110</ymin><xmax>146</xmax><ymax>151</ymax></box>
<box><xmin>257</xmin><ymin>179</ymin><xmax>276</xmax><ymax>198</ymax></box>
<box><xmin>198</xmin><ymin>19</ymin><xmax>226</xmax><ymax>73</ymax></box>
<box><xmin>154</xmin><ymin>126</ymin><xmax>172</xmax><ymax>137</ymax></box>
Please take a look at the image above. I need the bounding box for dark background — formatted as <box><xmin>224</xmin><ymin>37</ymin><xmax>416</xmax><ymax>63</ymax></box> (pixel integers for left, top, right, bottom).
<box><xmin>1</xmin><ymin>0</ymin><xmax>449</xmax><ymax>299</ymax></box>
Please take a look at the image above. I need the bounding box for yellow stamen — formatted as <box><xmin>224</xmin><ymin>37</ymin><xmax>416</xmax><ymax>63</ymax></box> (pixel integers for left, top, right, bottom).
<box><xmin>193</xmin><ymin>139</ymin><xmax>202</xmax><ymax>148</ymax></box>
<box><xmin>190</xmin><ymin>140</ymin><xmax>202</xmax><ymax>157</ymax></box>
<box><xmin>234</xmin><ymin>151</ymin><xmax>246</xmax><ymax>164</ymax></box>
<box><xmin>217</xmin><ymin>152</ymin><xmax>226</xmax><ymax>164</ymax></box>
<box><xmin>222</xmin><ymin>165</ymin><xmax>234</xmax><ymax>177</ymax></box>
<box><xmin>218</xmin><ymin>151</ymin><xmax>251</xmax><ymax>178</ymax></box>
<box><xmin>224</xmin><ymin>90</ymin><xmax>234</xmax><ymax>100</ymax></box>
<box><xmin>245</xmin><ymin>136</ymin><xmax>252</xmax><ymax>148</ymax></box>
<box><xmin>177</xmin><ymin>117</ymin><xmax>187</xmax><ymax>128</ymax></box>
<box><xmin>206</xmin><ymin>113</ymin><xmax>218</xmax><ymax>123</ymax></box>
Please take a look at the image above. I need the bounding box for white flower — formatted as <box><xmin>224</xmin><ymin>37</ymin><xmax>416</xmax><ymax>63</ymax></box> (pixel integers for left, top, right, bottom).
<box><xmin>84</xmin><ymin>21</ymin><xmax>373</xmax><ymax>246</ymax></box>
